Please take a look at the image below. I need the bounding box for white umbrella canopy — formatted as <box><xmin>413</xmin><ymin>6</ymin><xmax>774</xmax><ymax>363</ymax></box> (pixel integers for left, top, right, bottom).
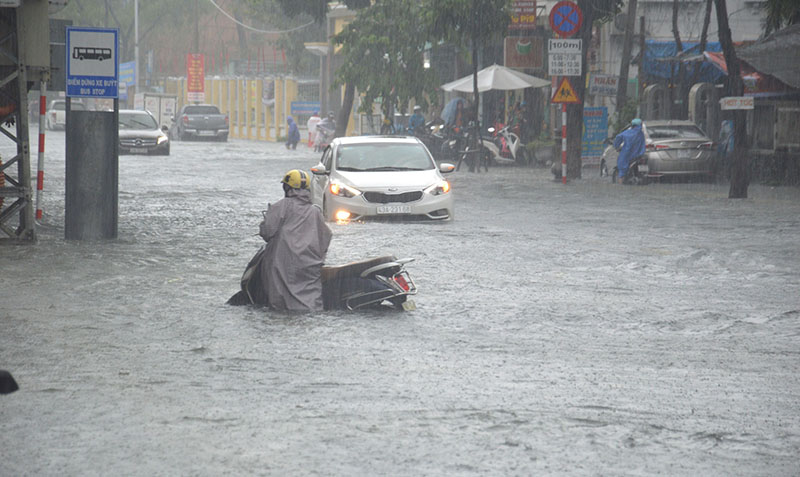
<box><xmin>441</xmin><ymin>63</ymin><xmax>550</xmax><ymax>92</ymax></box>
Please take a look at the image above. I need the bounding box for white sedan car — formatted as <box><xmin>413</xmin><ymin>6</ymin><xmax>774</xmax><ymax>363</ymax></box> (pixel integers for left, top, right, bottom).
<box><xmin>310</xmin><ymin>136</ymin><xmax>455</xmax><ymax>222</ymax></box>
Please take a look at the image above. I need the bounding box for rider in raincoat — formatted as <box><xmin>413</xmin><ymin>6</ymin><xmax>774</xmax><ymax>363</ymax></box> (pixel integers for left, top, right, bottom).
<box><xmin>259</xmin><ymin>170</ymin><xmax>332</xmax><ymax>311</ymax></box>
<box><xmin>613</xmin><ymin>118</ymin><xmax>646</xmax><ymax>181</ymax></box>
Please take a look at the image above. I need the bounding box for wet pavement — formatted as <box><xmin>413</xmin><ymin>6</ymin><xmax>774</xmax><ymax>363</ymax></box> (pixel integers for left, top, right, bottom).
<box><xmin>1</xmin><ymin>129</ymin><xmax>799</xmax><ymax>475</ymax></box>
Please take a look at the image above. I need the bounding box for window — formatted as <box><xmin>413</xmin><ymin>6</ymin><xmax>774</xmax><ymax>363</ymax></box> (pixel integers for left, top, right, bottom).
<box><xmin>183</xmin><ymin>105</ymin><xmax>220</xmax><ymax>115</ymax></box>
<box><xmin>646</xmin><ymin>125</ymin><xmax>706</xmax><ymax>139</ymax></box>
<box><xmin>776</xmin><ymin>108</ymin><xmax>800</xmax><ymax>149</ymax></box>
<box><xmin>335</xmin><ymin>143</ymin><xmax>434</xmax><ymax>171</ymax></box>
<box><xmin>751</xmin><ymin>105</ymin><xmax>775</xmax><ymax>150</ymax></box>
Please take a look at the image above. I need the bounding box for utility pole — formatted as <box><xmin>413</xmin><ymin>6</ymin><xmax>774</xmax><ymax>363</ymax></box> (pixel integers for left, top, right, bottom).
<box><xmin>714</xmin><ymin>0</ymin><xmax>749</xmax><ymax>198</ymax></box>
<box><xmin>616</xmin><ymin>0</ymin><xmax>638</xmax><ymax>114</ymax></box>
<box><xmin>134</xmin><ymin>0</ymin><xmax>139</xmax><ymax>95</ymax></box>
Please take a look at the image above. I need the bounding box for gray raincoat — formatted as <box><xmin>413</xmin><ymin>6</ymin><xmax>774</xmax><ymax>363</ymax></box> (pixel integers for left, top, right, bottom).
<box><xmin>258</xmin><ymin>188</ymin><xmax>332</xmax><ymax>311</ymax></box>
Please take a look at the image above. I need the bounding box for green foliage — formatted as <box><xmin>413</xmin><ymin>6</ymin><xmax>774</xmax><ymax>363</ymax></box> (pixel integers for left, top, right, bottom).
<box><xmin>612</xmin><ymin>98</ymin><xmax>639</xmax><ymax>135</ymax></box>
<box><xmin>763</xmin><ymin>0</ymin><xmax>800</xmax><ymax>35</ymax></box>
<box><xmin>333</xmin><ymin>0</ymin><xmax>441</xmax><ymax>115</ymax></box>
<box><xmin>422</xmin><ymin>0</ymin><xmax>512</xmax><ymax>46</ymax></box>
<box><xmin>52</xmin><ymin>0</ymin><xmax>207</xmax><ymax>61</ymax></box>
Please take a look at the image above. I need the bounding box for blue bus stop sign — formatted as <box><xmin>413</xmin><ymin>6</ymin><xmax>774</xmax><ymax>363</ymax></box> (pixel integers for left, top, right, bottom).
<box><xmin>66</xmin><ymin>27</ymin><xmax>119</xmax><ymax>98</ymax></box>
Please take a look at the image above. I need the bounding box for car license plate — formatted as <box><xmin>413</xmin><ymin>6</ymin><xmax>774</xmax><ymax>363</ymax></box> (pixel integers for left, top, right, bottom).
<box><xmin>638</xmin><ymin>164</ymin><xmax>648</xmax><ymax>173</ymax></box>
<box><xmin>198</xmin><ymin>130</ymin><xmax>215</xmax><ymax>136</ymax></box>
<box><xmin>377</xmin><ymin>205</ymin><xmax>411</xmax><ymax>214</ymax></box>
<box><xmin>402</xmin><ymin>300</ymin><xmax>416</xmax><ymax>311</ymax></box>
<box><xmin>130</xmin><ymin>148</ymin><xmax>149</xmax><ymax>154</ymax></box>
<box><xmin>678</xmin><ymin>149</ymin><xmax>691</xmax><ymax>159</ymax></box>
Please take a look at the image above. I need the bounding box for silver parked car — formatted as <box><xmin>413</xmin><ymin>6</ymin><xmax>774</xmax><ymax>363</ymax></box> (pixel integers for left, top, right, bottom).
<box><xmin>600</xmin><ymin>120</ymin><xmax>716</xmax><ymax>179</ymax></box>
<box><xmin>310</xmin><ymin>136</ymin><xmax>455</xmax><ymax>222</ymax></box>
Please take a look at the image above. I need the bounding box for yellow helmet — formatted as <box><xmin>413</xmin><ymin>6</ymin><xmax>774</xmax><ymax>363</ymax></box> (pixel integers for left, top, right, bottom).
<box><xmin>281</xmin><ymin>169</ymin><xmax>310</xmax><ymax>190</ymax></box>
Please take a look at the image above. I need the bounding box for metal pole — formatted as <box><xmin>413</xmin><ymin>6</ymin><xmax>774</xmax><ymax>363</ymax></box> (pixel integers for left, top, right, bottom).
<box><xmin>134</xmin><ymin>0</ymin><xmax>139</xmax><ymax>94</ymax></box>
<box><xmin>561</xmin><ymin>103</ymin><xmax>567</xmax><ymax>184</ymax></box>
<box><xmin>35</xmin><ymin>78</ymin><xmax>47</xmax><ymax>221</ymax></box>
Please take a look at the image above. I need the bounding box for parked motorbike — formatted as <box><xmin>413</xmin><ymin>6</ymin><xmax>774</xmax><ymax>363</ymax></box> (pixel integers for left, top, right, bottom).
<box><xmin>413</xmin><ymin>118</ymin><xmax>446</xmax><ymax>159</ymax></box>
<box><xmin>227</xmin><ymin>247</ymin><xmax>418</xmax><ymax>311</ymax></box>
<box><xmin>485</xmin><ymin>124</ymin><xmax>531</xmax><ymax>166</ymax></box>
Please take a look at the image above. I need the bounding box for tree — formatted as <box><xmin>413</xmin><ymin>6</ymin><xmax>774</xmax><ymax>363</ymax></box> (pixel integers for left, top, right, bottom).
<box><xmin>332</xmin><ymin>0</ymin><xmax>441</xmax><ymax>132</ymax></box>
<box><xmin>54</xmin><ymin>0</ymin><xmax>205</xmax><ymax>65</ymax></box>
<box><xmin>714</xmin><ymin>0</ymin><xmax>749</xmax><ymax>198</ymax></box>
<box><xmin>763</xmin><ymin>0</ymin><xmax>800</xmax><ymax>35</ymax></box>
<box><xmin>423</xmin><ymin>0</ymin><xmax>511</xmax><ymax>128</ymax></box>
<box><xmin>564</xmin><ymin>0</ymin><xmax>622</xmax><ymax>180</ymax></box>
<box><xmin>271</xmin><ymin>0</ymin><xmax>371</xmax><ymax>136</ymax></box>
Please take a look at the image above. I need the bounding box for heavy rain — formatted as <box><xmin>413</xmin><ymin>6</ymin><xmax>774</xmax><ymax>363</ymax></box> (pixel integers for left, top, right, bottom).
<box><xmin>2</xmin><ymin>0</ymin><xmax>799</xmax><ymax>475</ymax></box>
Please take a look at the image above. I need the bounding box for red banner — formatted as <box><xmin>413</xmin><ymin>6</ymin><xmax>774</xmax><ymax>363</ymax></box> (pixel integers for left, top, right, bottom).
<box><xmin>510</xmin><ymin>0</ymin><xmax>537</xmax><ymax>30</ymax></box>
<box><xmin>186</xmin><ymin>53</ymin><xmax>205</xmax><ymax>101</ymax></box>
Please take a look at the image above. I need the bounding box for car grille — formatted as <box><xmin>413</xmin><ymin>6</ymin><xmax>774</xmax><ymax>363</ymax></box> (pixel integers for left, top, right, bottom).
<box><xmin>363</xmin><ymin>191</ymin><xmax>423</xmax><ymax>204</ymax></box>
<box><xmin>120</xmin><ymin>137</ymin><xmax>158</xmax><ymax>147</ymax></box>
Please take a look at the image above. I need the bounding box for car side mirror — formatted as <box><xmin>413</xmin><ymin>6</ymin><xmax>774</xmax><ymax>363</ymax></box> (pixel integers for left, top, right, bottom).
<box><xmin>161</xmin><ymin>125</ymin><xmax>169</xmax><ymax>132</ymax></box>
<box><xmin>310</xmin><ymin>164</ymin><xmax>328</xmax><ymax>175</ymax></box>
<box><xmin>439</xmin><ymin>163</ymin><xmax>456</xmax><ymax>173</ymax></box>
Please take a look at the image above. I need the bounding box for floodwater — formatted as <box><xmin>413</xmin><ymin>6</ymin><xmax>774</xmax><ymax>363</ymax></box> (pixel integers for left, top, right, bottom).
<box><xmin>2</xmin><ymin>129</ymin><xmax>799</xmax><ymax>476</ymax></box>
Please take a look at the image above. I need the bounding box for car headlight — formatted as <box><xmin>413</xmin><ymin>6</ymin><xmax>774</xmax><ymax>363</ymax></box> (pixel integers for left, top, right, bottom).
<box><xmin>424</xmin><ymin>180</ymin><xmax>451</xmax><ymax>196</ymax></box>
<box><xmin>157</xmin><ymin>134</ymin><xmax>169</xmax><ymax>144</ymax></box>
<box><xmin>329</xmin><ymin>181</ymin><xmax>361</xmax><ymax>198</ymax></box>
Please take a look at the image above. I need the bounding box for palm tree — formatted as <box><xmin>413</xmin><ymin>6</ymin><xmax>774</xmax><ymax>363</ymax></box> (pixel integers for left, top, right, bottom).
<box><xmin>764</xmin><ymin>0</ymin><xmax>800</xmax><ymax>35</ymax></box>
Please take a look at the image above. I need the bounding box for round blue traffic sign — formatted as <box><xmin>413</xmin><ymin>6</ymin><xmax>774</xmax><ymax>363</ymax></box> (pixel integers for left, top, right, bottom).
<box><xmin>549</xmin><ymin>1</ymin><xmax>583</xmax><ymax>38</ymax></box>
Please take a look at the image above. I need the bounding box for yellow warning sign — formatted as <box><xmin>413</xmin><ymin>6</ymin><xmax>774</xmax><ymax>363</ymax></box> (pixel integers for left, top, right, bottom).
<box><xmin>551</xmin><ymin>77</ymin><xmax>580</xmax><ymax>104</ymax></box>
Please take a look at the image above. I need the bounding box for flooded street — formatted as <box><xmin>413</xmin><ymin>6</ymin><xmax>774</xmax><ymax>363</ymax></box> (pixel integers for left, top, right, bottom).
<box><xmin>2</xmin><ymin>130</ymin><xmax>799</xmax><ymax>475</ymax></box>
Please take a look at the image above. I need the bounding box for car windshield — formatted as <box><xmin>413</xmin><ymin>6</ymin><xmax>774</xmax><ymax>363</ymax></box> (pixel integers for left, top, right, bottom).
<box><xmin>336</xmin><ymin>143</ymin><xmax>434</xmax><ymax>172</ymax></box>
<box><xmin>647</xmin><ymin>125</ymin><xmax>706</xmax><ymax>139</ymax></box>
<box><xmin>183</xmin><ymin>106</ymin><xmax>220</xmax><ymax>115</ymax></box>
<box><xmin>120</xmin><ymin>112</ymin><xmax>158</xmax><ymax>130</ymax></box>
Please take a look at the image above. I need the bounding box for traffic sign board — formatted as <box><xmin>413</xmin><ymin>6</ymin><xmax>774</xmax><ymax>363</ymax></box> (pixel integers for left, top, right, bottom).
<box><xmin>551</xmin><ymin>77</ymin><xmax>580</xmax><ymax>103</ymax></box>
<box><xmin>548</xmin><ymin>39</ymin><xmax>582</xmax><ymax>76</ymax></box>
<box><xmin>549</xmin><ymin>1</ymin><xmax>583</xmax><ymax>38</ymax></box>
<box><xmin>66</xmin><ymin>27</ymin><xmax>118</xmax><ymax>98</ymax></box>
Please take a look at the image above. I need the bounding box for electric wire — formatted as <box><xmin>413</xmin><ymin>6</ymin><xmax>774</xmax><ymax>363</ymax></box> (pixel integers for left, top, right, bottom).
<box><xmin>206</xmin><ymin>0</ymin><xmax>315</xmax><ymax>34</ymax></box>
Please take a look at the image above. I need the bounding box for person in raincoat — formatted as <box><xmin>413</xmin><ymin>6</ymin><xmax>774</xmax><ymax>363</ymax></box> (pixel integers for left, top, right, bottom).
<box><xmin>286</xmin><ymin>116</ymin><xmax>301</xmax><ymax>150</ymax></box>
<box><xmin>407</xmin><ymin>105</ymin><xmax>425</xmax><ymax>135</ymax></box>
<box><xmin>306</xmin><ymin>111</ymin><xmax>321</xmax><ymax>147</ymax></box>
<box><xmin>613</xmin><ymin>118</ymin><xmax>646</xmax><ymax>182</ymax></box>
<box><xmin>259</xmin><ymin>170</ymin><xmax>332</xmax><ymax>311</ymax></box>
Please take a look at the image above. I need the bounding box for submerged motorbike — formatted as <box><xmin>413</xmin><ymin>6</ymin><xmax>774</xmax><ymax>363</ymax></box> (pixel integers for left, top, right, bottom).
<box><xmin>611</xmin><ymin>155</ymin><xmax>649</xmax><ymax>185</ymax></box>
<box><xmin>600</xmin><ymin>139</ymin><xmax>649</xmax><ymax>185</ymax></box>
<box><xmin>227</xmin><ymin>246</ymin><xmax>418</xmax><ymax>311</ymax></box>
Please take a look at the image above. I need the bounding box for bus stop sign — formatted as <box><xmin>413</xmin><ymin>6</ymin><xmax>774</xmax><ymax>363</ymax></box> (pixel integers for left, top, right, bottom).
<box><xmin>66</xmin><ymin>27</ymin><xmax>118</xmax><ymax>98</ymax></box>
<box><xmin>549</xmin><ymin>1</ymin><xmax>583</xmax><ymax>38</ymax></box>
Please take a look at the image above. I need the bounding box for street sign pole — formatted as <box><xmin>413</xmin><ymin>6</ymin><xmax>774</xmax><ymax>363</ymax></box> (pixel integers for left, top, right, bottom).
<box><xmin>549</xmin><ymin>0</ymin><xmax>583</xmax><ymax>184</ymax></box>
<box><xmin>64</xmin><ymin>26</ymin><xmax>120</xmax><ymax>240</ymax></box>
